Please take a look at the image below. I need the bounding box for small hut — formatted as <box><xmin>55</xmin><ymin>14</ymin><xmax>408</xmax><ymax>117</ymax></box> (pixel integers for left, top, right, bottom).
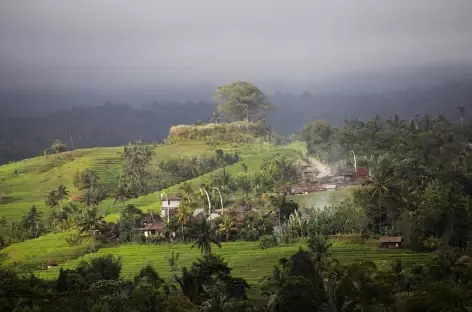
<box><xmin>379</xmin><ymin>236</ymin><xmax>403</xmax><ymax>249</ymax></box>
<box><xmin>44</xmin><ymin>261</ymin><xmax>58</xmax><ymax>269</ymax></box>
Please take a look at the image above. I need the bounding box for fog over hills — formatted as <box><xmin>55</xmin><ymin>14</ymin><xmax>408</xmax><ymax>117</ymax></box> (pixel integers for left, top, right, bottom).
<box><xmin>1</xmin><ymin>0</ymin><xmax>472</xmax><ymax>162</ymax></box>
<box><xmin>1</xmin><ymin>77</ymin><xmax>471</xmax><ymax>164</ymax></box>
<box><xmin>2</xmin><ymin>62</ymin><xmax>472</xmax><ymax>118</ymax></box>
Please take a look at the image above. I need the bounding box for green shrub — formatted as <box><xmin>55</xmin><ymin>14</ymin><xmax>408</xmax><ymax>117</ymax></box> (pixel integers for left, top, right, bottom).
<box><xmin>328</xmin><ymin>234</ymin><xmax>364</xmax><ymax>244</ymax></box>
<box><xmin>65</xmin><ymin>233</ymin><xmax>85</xmax><ymax>247</ymax></box>
<box><xmin>167</xmin><ymin>121</ymin><xmax>272</xmax><ymax>143</ymax></box>
<box><xmin>259</xmin><ymin>235</ymin><xmax>278</xmax><ymax>249</ymax></box>
<box><xmin>423</xmin><ymin>236</ymin><xmax>442</xmax><ymax>251</ymax></box>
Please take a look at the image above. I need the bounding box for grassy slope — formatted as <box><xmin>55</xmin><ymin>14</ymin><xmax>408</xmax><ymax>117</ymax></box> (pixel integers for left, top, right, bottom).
<box><xmin>0</xmin><ymin>140</ymin><xmax>278</xmax><ymax>222</ymax></box>
<box><xmin>0</xmin><ymin>141</ymin><xmax>300</xmax><ymax>269</ymax></box>
<box><xmin>0</xmin><ymin>231</ymin><xmax>94</xmax><ymax>272</ymax></box>
<box><xmin>103</xmin><ymin>144</ymin><xmax>298</xmax><ymax>221</ymax></box>
<box><xmin>35</xmin><ymin>241</ymin><xmax>429</xmax><ymax>285</ymax></box>
<box><xmin>0</xmin><ymin>147</ymin><xmax>121</xmax><ymax>221</ymax></box>
<box><xmin>0</xmin><ymin>140</ymin><xmax>360</xmax><ymax>277</ymax></box>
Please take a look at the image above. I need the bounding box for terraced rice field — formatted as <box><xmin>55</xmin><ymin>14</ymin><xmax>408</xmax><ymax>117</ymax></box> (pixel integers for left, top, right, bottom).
<box><xmin>0</xmin><ymin>231</ymin><xmax>93</xmax><ymax>272</ymax></box>
<box><xmin>0</xmin><ymin>140</ymin><xmax>285</xmax><ymax>222</ymax></box>
<box><xmin>35</xmin><ymin>241</ymin><xmax>429</xmax><ymax>285</ymax></box>
<box><xmin>104</xmin><ymin>145</ymin><xmax>297</xmax><ymax>219</ymax></box>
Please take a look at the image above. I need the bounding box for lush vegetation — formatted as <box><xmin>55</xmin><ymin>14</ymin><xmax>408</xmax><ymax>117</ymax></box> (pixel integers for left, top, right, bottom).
<box><xmin>34</xmin><ymin>241</ymin><xmax>428</xmax><ymax>282</ymax></box>
<box><xmin>1</xmin><ymin>80</ymin><xmax>472</xmax><ymax>310</ymax></box>
<box><xmin>2</xmin><ymin>80</ymin><xmax>472</xmax><ymax>165</ymax></box>
<box><xmin>0</xmin><ymin>232</ymin><xmax>468</xmax><ymax>311</ymax></box>
<box><xmin>301</xmin><ymin>110</ymin><xmax>472</xmax><ymax>251</ymax></box>
<box><xmin>167</xmin><ymin>121</ymin><xmax>274</xmax><ymax>144</ymax></box>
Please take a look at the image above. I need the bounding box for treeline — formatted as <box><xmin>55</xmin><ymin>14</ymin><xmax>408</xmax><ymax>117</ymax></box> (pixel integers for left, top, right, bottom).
<box><xmin>1</xmin><ymin>81</ymin><xmax>472</xmax><ymax>164</ymax></box>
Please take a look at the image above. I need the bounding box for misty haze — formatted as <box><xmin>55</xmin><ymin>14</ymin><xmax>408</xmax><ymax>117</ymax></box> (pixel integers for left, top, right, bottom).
<box><xmin>1</xmin><ymin>1</ymin><xmax>472</xmax><ymax>311</ymax></box>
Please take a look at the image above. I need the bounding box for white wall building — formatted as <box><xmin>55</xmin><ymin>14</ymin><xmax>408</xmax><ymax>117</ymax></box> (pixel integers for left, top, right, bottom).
<box><xmin>160</xmin><ymin>195</ymin><xmax>181</xmax><ymax>218</ymax></box>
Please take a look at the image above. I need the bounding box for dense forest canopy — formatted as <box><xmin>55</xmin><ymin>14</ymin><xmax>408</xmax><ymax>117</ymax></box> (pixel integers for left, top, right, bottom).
<box><xmin>301</xmin><ymin>111</ymin><xmax>472</xmax><ymax>250</ymax></box>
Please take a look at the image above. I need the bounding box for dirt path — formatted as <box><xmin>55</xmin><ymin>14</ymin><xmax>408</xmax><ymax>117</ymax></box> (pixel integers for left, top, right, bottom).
<box><xmin>309</xmin><ymin>157</ymin><xmax>332</xmax><ymax>178</ymax></box>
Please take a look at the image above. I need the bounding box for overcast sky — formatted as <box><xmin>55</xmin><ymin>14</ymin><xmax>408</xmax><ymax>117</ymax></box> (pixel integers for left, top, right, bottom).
<box><xmin>1</xmin><ymin>0</ymin><xmax>471</xmax><ymax>89</ymax></box>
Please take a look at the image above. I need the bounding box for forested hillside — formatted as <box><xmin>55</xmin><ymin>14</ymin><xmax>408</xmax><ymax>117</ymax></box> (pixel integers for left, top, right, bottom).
<box><xmin>1</xmin><ymin>80</ymin><xmax>471</xmax><ymax>164</ymax></box>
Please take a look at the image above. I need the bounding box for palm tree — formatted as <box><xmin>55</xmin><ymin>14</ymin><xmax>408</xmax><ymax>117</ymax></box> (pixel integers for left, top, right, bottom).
<box><xmin>218</xmin><ymin>214</ymin><xmax>235</xmax><ymax>242</ymax></box>
<box><xmin>176</xmin><ymin>200</ymin><xmax>192</xmax><ymax>242</ymax></box>
<box><xmin>113</xmin><ymin>180</ymin><xmax>134</xmax><ymax>205</ymax></box>
<box><xmin>84</xmin><ymin>169</ymin><xmax>100</xmax><ymax>189</ymax></box>
<box><xmin>45</xmin><ymin>190</ymin><xmax>59</xmax><ymax>229</ymax></box>
<box><xmin>81</xmin><ymin>186</ymin><xmax>106</xmax><ymax>209</ymax></box>
<box><xmin>400</xmin><ymin>183</ymin><xmax>418</xmax><ymax>212</ymax></box>
<box><xmin>179</xmin><ymin>182</ymin><xmax>194</xmax><ymax>200</ymax></box>
<box><xmin>266</xmin><ymin>154</ymin><xmax>299</xmax><ymax>193</ymax></box>
<box><xmin>326</xmin><ymin>261</ymin><xmax>390</xmax><ymax>311</ymax></box>
<box><xmin>55</xmin><ymin>185</ymin><xmax>69</xmax><ymax>211</ymax></box>
<box><xmin>368</xmin><ymin>171</ymin><xmax>392</xmax><ymax>230</ymax></box>
<box><xmin>77</xmin><ymin>207</ymin><xmax>104</xmax><ymax>234</ymax></box>
<box><xmin>191</xmin><ymin>217</ymin><xmax>221</xmax><ymax>257</ymax></box>
<box><xmin>307</xmin><ymin>234</ymin><xmax>332</xmax><ymax>276</ymax></box>
<box><xmin>81</xmin><ymin>188</ymin><xmax>96</xmax><ymax>208</ymax></box>
<box><xmin>391</xmin><ymin>259</ymin><xmax>411</xmax><ymax>294</ymax></box>
<box><xmin>235</xmin><ymin>174</ymin><xmax>252</xmax><ymax>202</ymax></box>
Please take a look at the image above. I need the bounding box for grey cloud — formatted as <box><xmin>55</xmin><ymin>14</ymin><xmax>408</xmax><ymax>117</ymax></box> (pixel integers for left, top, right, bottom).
<box><xmin>0</xmin><ymin>0</ymin><xmax>471</xmax><ymax>89</ymax></box>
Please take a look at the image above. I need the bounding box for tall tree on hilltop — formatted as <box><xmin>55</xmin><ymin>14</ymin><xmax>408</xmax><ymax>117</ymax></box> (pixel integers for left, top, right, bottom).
<box><xmin>213</xmin><ymin>81</ymin><xmax>272</xmax><ymax>122</ymax></box>
<box><xmin>51</xmin><ymin>139</ymin><xmax>67</xmax><ymax>154</ymax></box>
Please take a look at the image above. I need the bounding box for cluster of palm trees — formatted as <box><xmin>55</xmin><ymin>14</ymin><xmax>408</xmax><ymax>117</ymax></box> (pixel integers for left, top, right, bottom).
<box><xmin>45</xmin><ymin>185</ymin><xmax>70</xmax><ymax>229</ymax></box>
<box><xmin>45</xmin><ymin>185</ymin><xmax>69</xmax><ymax>211</ymax></box>
<box><xmin>43</xmin><ymin>183</ymin><xmax>107</xmax><ymax>235</ymax></box>
<box><xmin>158</xmin><ymin>149</ymin><xmax>239</xmax><ymax>180</ymax></box>
<box><xmin>339</xmin><ymin>112</ymin><xmax>472</xmax><ymax>246</ymax></box>
<box><xmin>163</xmin><ymin>152</ymin><xmax>304</xmax><ymax>245</ymax></box>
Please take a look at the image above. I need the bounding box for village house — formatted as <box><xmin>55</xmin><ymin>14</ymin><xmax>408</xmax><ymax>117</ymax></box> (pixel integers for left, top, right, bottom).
<box><xmin>334</xmin><ymin>169</ymin><xmax>356</xmax><ymax>182</ymax></box>
<box><xmin>44</xmin><ymin>261</ymin><xmax>58</xmax><ymax>270</ymax></box>
<box><xmin>160</xmin><ymin>195</ymin><xmax>181</xmax><ymax>219</ymax></box>
<box><xmin>355</xmin><ymin>167</ymin><xmax>369</xmax><ymax>179</ymax></box>
<box><xmin>379</xmin><ymin>236</ymin><xmax>403</xmax><ymax>249</ymax></box>
<box><xmin>137</xmin><ymin>212</ymin><xmax>165</xmax><ymax>237</ymax></box>
<box><xmin>289</xmin><ymin>184</ymin><xmax>321</xmax><ymax>195</ymax></box>
<box><xmin>300</xmin><ymin>164</ymin><xmax>318</xmax><ymax>180</ymax></box>
<box><xmin>320</xmin><ymin>183</ymin><xmax>338</xmax><ymax>191</ymax></box>
<box><xmin>291</xmin><ymin>185</ymin><xmax>310</xmax><ymax>195</ymax></box>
